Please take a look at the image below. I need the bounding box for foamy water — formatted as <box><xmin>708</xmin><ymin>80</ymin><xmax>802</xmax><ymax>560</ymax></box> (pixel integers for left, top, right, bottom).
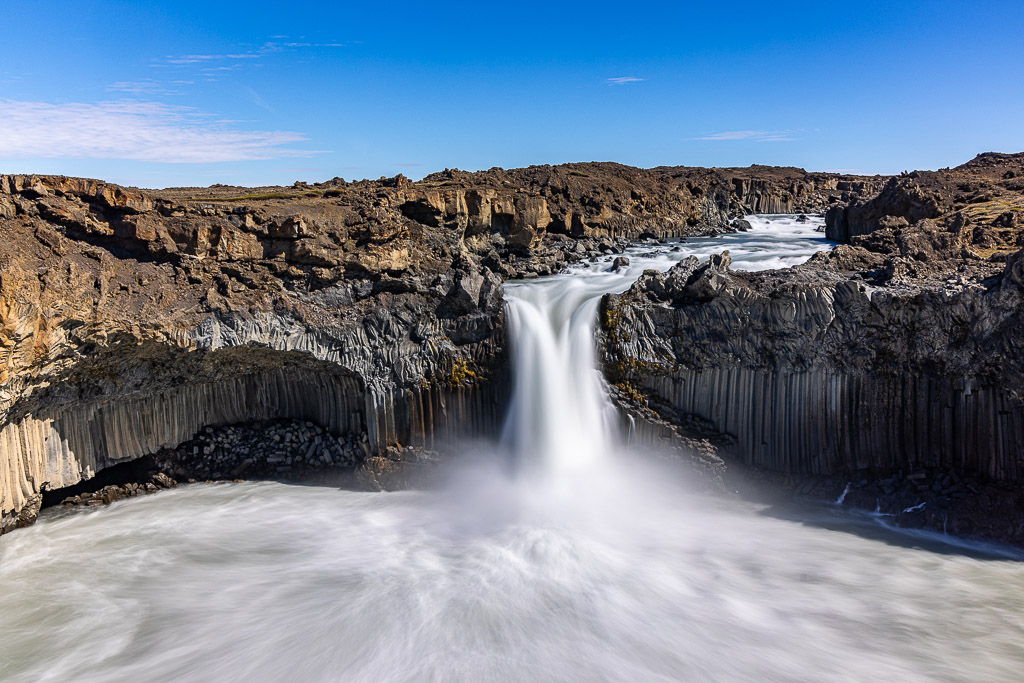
<box><xmin>3</xmin><ymin>216</ymin><xmax>1024</xmax><ymax>682</ymax></box>
<box><xmin>500</xmin><ymin>214</ymin><xmax>833</xmax><ymax>475</ymax></box>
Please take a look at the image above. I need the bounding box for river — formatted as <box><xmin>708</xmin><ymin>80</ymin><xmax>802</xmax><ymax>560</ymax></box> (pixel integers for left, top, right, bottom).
<box><xmin>2</xmin><ymin>216</ymin><xmax>1023</xmax><ymax>682</ymax></box>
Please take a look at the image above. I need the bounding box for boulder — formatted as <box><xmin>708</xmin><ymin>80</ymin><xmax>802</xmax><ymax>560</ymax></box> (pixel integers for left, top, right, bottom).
<box><xmin>269</xmin><ymin>216</ymin><xmax>310</xmax><ymax>239</ymax></box>
<box><xmin>446</xmin><ymin>269</ymin><xmax>486</xmax><ymax>314</ymax></box>
<box><xmin>507</xmin><ymin>197</ymin><xmax>551</xmax><ymax>252</ymax></box>
<box><xmin>610</xmin><ymin>256</ymin><xmax>630</xmax><ymax>271</ymax></box>
<box><xmin>216</xmin><ymin>228</ymin><xmax>263</xmax><ymax>262</ymax></box>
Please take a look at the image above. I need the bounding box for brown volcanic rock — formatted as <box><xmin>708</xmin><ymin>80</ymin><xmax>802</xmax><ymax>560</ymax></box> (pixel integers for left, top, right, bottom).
<box><xmin>827</xmin><ymin>152</ymin><xmax>1024</xmax><ymax>258</ymax></box>
<box><xmin>0</xmin><ymin>162</ymin><xmax>875</xmax><ymax>532</ymax></box>
<box><xmin>0</xmin><ymin>173</ymin><xmax>502</xmax><ymax>531</ymax></box>
<box><xmin>602</xmin><ymin>152</ymin><xmax>1024</xmax><ymax>545</ymax></box>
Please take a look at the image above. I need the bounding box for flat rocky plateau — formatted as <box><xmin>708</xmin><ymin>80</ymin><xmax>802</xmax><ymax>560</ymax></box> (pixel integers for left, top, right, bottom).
<box><xmin>3</xmin><ymin>154</ymin><xmax>1023</xmax><ymax>546</ymax></box>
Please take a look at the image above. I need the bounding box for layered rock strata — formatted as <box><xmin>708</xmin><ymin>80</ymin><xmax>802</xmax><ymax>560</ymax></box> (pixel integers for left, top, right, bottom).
<box><xmin>602</xmin><ymin>152</ymin><xmax>1024</xmax><ymax>543</ymax></box>
<box><xmin>0</xmin><ymin>163</ymin><xmax>880</xmax><ymax>532</ymax></box>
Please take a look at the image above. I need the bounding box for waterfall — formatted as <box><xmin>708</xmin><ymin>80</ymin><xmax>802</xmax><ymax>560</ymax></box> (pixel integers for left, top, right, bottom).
<box><xmin>498</xmin><ymin>214</ymin><xmax>834</xmax><ymax>478</ymax></box>
<box><xmin>500</xmin><ymin>280</ymin><xmax>620</xmax><ymax>476</ymax></box>
<box><xmin>13</xmin><ymin>215</ymin><xmax>1021</xmax><ymax>683</ymax></box>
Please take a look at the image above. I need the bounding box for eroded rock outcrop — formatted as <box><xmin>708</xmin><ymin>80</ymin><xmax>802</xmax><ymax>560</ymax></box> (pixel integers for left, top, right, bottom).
<box><xmin>0</xmin><ymin>162</ymin><xmax>879</xmax><ymax>533</ymax></box>
<box><xmin>603</xmin><ymin>252</ymin><xmax>1024</xmax><ymax>475</ymax></box>
<box><xmin>826</xmin><ymin>152</ymin><xmax>1024</xmax><ymax>257</ymax></box>
<box><xmin>0</xmin><ymin>175</ymin><xmax>507</xmax><ymax>532</ymax></box>
<box><xmin>602</xmin><ymin>152</ymin><xmax>1024</xmax><ymax>544</ymax></box>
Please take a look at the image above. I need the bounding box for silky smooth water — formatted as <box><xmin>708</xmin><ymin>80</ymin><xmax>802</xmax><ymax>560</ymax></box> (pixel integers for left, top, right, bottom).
<box><xmin>500</xmin><ymin>215</ymin><xmax>834</xmax><ymax>476</ymax></box>
<box><xmin>3</xmin><ymin>216</ymin><xmax>1023</xmax><ymax>683</ymax></box>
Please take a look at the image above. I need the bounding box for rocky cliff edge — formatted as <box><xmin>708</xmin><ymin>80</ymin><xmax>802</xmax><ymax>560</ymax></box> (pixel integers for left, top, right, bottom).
<box><xmin>0</xmin><ymin>162</ymin><xmax>881</xmax><ymax>532</ymax></box>
<box><xmin>602</xmin><ymin>152</ymin><xmax>1024</xmax><ymax>543</ymax></box>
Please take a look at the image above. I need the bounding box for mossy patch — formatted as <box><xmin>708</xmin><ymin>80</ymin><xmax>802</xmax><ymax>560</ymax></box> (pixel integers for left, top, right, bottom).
<box><xmin>445</xmin><ymin>356</ymin><xmax>479</xmax><ymax>387</ymax></box>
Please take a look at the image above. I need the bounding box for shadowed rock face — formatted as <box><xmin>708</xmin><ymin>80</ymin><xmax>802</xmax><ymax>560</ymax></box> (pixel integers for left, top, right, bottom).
<box><xmin>602</xmin><ymin>252</ymin><xmax>1024</xmax><ymax>474</ymax></box>
<box><xmin>601</xmin><ymin>152</ymin><xmax>1024</xmax><ymax>543</ymax></box>
<box><xmin>0</xmin><ymin>162</ymin><xmax>881</xmax><ymax>532</ymax></box>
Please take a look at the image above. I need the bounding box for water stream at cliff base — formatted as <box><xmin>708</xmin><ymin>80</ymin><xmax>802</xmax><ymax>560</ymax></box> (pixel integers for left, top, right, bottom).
<box><xmin>3</xmin><ymin>216</ymin><xmax>1024</xmax><ymax>682</ymax></box>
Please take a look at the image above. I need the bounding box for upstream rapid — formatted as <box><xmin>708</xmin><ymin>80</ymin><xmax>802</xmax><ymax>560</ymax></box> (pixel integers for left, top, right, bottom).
<box><xmin>2</xmin><ymin>216</ymin><xmax>1024</xmax><ymax>682</ymax></box>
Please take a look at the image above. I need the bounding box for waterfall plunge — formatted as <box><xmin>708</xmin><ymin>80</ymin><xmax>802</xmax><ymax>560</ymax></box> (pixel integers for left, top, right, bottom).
<box><xmin>500</xmin><ymin>282</ymin><xmax>620</xmax><ymax>476</ymax></box>
<box><xmin>498</xmin><ymin>214</ymin><xmax>837</xmax><ymax>479</ymax></box>
<box><xmin>11</xmin><ymin>216</ymin><xmax>1021</xmax><ymax>683</ymax></box>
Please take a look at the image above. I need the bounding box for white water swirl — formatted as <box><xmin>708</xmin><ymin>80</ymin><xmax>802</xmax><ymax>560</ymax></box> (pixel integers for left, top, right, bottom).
<box><xmin>2</xmin><ymin>216</ymin><xmax>1023</xmax><ymax>682</ymax></box>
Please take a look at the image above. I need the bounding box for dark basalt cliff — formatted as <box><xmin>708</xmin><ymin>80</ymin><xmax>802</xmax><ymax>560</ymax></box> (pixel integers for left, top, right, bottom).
<box><xmin>0</xmin><ymin>162</ymin><xmax>880</xmax><ymax>533</ymax></box>
<box><xmin>602</xmin><ymin>152</ymin><xmax>1024</xmax><ymax>543</ymax></box>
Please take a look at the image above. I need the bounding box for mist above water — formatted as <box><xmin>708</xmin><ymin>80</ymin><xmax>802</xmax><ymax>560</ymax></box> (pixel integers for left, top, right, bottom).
<box><xmin>3</xmin><ymin>216</ymin><xmax>1024</xmax><ymax>682</ymax></box>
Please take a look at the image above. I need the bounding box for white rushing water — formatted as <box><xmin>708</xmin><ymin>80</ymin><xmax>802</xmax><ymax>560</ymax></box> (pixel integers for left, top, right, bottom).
<box><xmin>3</xmin><ymin>216</ymin><xmax>1024</xmax><ymax>682</ymax></box>
<box><xmin>500</xmin><ymin>214</ymin><xmax>834</xmax><ymax>477</ymax></box>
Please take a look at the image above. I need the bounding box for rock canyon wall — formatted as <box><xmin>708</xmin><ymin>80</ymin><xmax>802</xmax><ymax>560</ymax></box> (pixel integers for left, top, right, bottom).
<box><xmin>0</xmin><ymin>162</ymin><xmax>885</xmax><ymax>532</ymax></box>
<box><xmin>602</xmin><ymin>153</ymin><xmax>1024</xmax><ymax>490</ymax></box>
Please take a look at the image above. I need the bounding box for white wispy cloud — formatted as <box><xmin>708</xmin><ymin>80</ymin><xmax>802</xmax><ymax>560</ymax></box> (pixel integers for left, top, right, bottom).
<box><xmin>0</xmin><ymin>100</ymin><xmax>322</xmax><ymax>163</ymax></box>
<box><xmin>107</xmin><ymin>79</ymin><xmax>194</xmax><ymax>95</ymax></box>
<box><xmin>691</xmin><ymin>130</ymin><xmax>799</xmax><ymax>142</ymax></box>
<box><xmin>154</xmin><ymin>41</ymin><xmax>345</xmax><ymax>69</ymax></box>
<box><xmin>165</xmin><ymin>53</ymin><xmax>263</xmax><ymax>64</ymax></box>
<box><xmin>244</xmin><ymin>86</ymin><xmax>274</xmax><ymax>113</ymax></box>
<box><xmin>605</xmin><ymin>76</ymin><xmax>645</xmax><ymax>85</ymax></box>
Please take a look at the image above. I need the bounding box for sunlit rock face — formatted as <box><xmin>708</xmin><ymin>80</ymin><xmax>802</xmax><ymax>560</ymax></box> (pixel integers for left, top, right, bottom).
<box><xmin>0</xmin><ymin>163</ymin><xmax>877</xmax><ymax>531</ymax></box>
<box><xmin>0</xmin><ymin>174</ymin><xmax>510</xmax><ymax>532</ymax></box>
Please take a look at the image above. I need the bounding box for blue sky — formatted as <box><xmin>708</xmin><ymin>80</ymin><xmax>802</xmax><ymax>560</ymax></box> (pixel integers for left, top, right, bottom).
<box><xmin>1</xmin><ymin>0</ymin><xmax>1021</xmax><ymax>188</ymax></box>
